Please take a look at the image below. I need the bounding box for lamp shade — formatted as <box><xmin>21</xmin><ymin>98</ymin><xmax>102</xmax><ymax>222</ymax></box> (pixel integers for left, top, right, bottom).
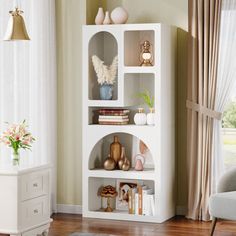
<box><xmin>4</xmin><ymin>7</ymin><xmax>30</xmax><ymax>41</ymax></box>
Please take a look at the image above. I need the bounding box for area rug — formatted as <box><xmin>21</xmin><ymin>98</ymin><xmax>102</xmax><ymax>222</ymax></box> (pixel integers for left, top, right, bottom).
<box><xmin>70</xmin><ymin>233</ymin><xmax>116</xmax><ymax>236</ymax></box>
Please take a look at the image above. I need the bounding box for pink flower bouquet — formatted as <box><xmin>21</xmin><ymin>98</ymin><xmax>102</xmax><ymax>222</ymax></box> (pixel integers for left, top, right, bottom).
<box><xmin>0</xmin><ymin>120</ymin><xmax>35</xmax><ymax>165</ymax></box>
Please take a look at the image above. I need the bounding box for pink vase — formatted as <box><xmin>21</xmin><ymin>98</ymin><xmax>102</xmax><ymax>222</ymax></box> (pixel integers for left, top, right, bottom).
<box><xmin>135</xmin><ymin>159</ymin><xmax>143</xmax><ymax>171</ymax></box>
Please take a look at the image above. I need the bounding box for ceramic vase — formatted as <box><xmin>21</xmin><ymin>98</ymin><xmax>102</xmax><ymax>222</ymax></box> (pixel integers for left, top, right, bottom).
<box><xmin>110</xmin><ymin>136</ymin><xmax>122</xmax><ymax>164</ymax></box>
<box><xmin>100</xmin><ymin>84</ymin><xmax>113</xmax><ymax>100</ymax></box>
<box><xmin>147</xmin><ymin>108</ymin><xmax>155</xmax><ymax>125</ymax></box>
<box><xmin>134</xmin><ymin>108</ymin><xmax>146</xmax><ymax>125</ymax></box>
<box><xmin>11</xmin><ymin>150</ymin><xmax>20</xmax><ymax>166</ymax></box>
<box><xmin>134</xmin><ymin>154</ymin><xmax>145</xmax><ymax>171</ymax></box>
<box><xmin>103</xmin><ymin>11</ymin><xmax>111</xmax><ymax>24</ymax></box>
<box><xmin>95</xmin><ymin>7</ymin><xmax>105</xmax><ymax>25</ymax></box>
<box><xmin>111</xmin><ymin>7</ymin><xmax>129</xmax><ymax>24</ymax></box>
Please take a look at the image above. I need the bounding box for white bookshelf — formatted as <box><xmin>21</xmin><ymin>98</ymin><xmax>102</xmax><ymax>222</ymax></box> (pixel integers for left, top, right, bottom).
<box><xmin>82</xmin><ymin>23</ymin><xmax>176</xmax><ymax>223</ymax></box>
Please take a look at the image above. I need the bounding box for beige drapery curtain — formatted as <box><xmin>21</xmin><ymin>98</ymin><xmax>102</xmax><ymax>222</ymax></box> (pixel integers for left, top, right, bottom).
<box><xmin>187</xmin><ymin>0</ymin><xmax>222</xmax><ymax>221</ymax></box>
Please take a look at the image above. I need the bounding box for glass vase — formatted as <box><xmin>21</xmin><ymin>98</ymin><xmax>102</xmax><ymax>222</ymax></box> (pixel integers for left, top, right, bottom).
<box><xmin>11</xmin><ymin>150</ymin><xmax>20</xmax><ymax>166</ymax></box>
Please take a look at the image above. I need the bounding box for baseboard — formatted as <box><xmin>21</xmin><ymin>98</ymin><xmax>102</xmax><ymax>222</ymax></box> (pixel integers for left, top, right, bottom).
<box><xmin>176</xmin><ymin>205</ymin><xmax>187</xmax><ymax>216</ymax></box>
<box><xmin>56</xmin><ymin>204</ymin><xmax>186</xmax><ymax>216</ymax></box>
<box><xmin>56</xmin><ymin>204</ymin><xmax>82</xmax><ymax>214</ymax></box>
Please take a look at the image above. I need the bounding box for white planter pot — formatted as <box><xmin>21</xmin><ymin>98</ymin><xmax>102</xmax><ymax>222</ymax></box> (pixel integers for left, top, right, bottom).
<box><xmin>147</xmin><ymin>108</ymin><xmax>155</xmax><ymax>125</ymax></box>
<box><xmin>134</xmin><ymin>108</ymin><xmax>146</xmax><ymax>125</ymax></box>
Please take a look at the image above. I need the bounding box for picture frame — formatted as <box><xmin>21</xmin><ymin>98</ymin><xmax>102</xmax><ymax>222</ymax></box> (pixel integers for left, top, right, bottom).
<box><xmin>116</xmin><ymin>179</ymin><xmax>143</xmax><ymax>211</ymax></box>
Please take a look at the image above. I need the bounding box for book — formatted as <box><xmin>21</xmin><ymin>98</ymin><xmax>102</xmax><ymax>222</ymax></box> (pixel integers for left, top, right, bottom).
<box><xmin>99</xmin><ymin>109</ymin><xmax>130</xmax><ymax>116</ymax></box>
<box><xmin>131</xmin><ymin>188</ymin><xmax>137</xmax><ymax>214</ymax></box>
<box><xmin>99</xmin><ymin>115</ymin><xmax>129</xmax><ymax>120</ymax></box>
<box><xmin>128</xmin><ymin>189</ymin><xmax>132</xmax><ymax>214</ymax></box>
<box><xmin>135</xmin><ymin>193</ymin><xmax>139</xmax><ymax>215</ymax></box>
<box><xmin>142</xmin><ymin>188</ymin><xmax>153</xmax><ymax>216</ymax></box>
<box><xmin>138</xmin><ymin>185</ymin><xmax>143</xmax><ymax>215</ymax></box>
<box><xmin>98</xmin><ymin>121</ymin><xmax>129</xmax><ymax>125</ymax></box>
<box><xmin>99</xmin><ymin>118</ymin><xmax>129</xmax><ymax>122</ymax></box>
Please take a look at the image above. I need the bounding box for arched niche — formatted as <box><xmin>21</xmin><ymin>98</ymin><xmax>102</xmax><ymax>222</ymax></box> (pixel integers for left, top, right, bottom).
<box><xmin>88</xmin><ymin>132</ymin><xmax>154</xmax><ymax>170</ymax></box>
<box><xmin>88</xmin><ymin>31</ymin><xmax>118</xmax><ymax>100</ymax></box>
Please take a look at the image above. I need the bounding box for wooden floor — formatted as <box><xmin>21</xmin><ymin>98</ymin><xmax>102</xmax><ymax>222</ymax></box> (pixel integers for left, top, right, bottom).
<box><xmin>47</xmin><ymin>214</ymin><xmax>236</xmax><ymax>236</ymax></box>
<box><xmin>0</xmin><ymin>213</ymin><xmax>235</xmax><ymax>236</ymax></box>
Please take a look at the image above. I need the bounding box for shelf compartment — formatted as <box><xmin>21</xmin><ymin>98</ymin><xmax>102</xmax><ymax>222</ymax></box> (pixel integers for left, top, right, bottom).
<box><xmin>124</xmin><ymin>73</ymin><xmax>155</xmax><ymax>107</ymax></box>
<box><xmin>88</xmin><ymin>177</ymin><xmax>155</xmax><ymax>220</ymax></box>
<box><xmin>124</xmin><ymin>30</ymin><xmax>155</xmax><ymax>67</ymax></box>
<box><xmin>88</xmin><ymin>168</ymin><xmax>155</xmax><ymax>180</ymax></box>
<box><xmin>88</xmin><ymin>132</ymin><xmax>155</xmax><ymax>170</ymax></box>
<box><xmin>88</xmin><ymin>31</ymin><xmax>118</xmax><ymax>101</ymax></box>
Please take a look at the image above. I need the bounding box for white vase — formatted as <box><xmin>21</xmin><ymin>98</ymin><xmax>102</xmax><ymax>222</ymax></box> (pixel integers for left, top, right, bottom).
<box><xmin>103</xmin><ymin>11</ymin><xmax>111</xmax><ymax>24</ymax></box>
<box><xmin>147</xmin><ymin>108</ymin><xmax>155</xmax><ymax>126</ymax></box>
<box><xmin>134</xmin><ymin>108</ymin><xmax>146</xmax><ymax>125</ymax></box>
<box><xmin>111</xmin><ymin>7</ymin><xmax>129</xmax><ymax>24</ymax></box>
<box><xmin>95</xmin><ymin>7</ymin><xmax>105</xmax><ymax>25</ymax></box>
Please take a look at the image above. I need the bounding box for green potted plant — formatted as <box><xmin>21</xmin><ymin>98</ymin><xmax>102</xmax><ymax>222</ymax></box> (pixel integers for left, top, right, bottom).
<box><xmin>137</xmin><ymin>90</ymin><xmax>155</xmax><ymax>125</ymax></box>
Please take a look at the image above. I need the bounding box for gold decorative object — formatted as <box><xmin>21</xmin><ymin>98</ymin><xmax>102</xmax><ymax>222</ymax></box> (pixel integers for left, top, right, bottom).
<box><xmin>118</xmin><ymin>146</ymin><xmax>125</xmax><ymax>170</ymax></box>
<box><xmin>104</xmin><ymin>154</ymin><xmax>116</xmax><ymax>170</ymax></box>
<box><xmin>118</xmin><ymin>146</ymin><xmax>130</xmax><ymax>171</ymax></box>
<box><xmin>140</xmin><ymin>40</ymin><xmax>153</xmax><ymax>66</ymax></box>
<box><xmin>100</xmin><ymin>185</ymin><xmax>117</xmax><ymax>212</ymax></box>
<box><xmin>110</xmin><ymin>136</ymin><xmax>121</xmax><ymax>164</ymax></box>
<box><xmin>4</xmin><ymin>7</ymin><xmax>30</xmax><ymax>41</ymax></box>
<box><xmin>121</xmin><ymin>158</ymin><xmax>130</xmax><ymax>171</ymax></box>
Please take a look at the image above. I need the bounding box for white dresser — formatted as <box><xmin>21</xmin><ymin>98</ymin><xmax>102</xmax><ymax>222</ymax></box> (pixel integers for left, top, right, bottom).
<box><xmin>0</xmin><ymin>164</ymin><xmax>52</xmax><ymax>236</ymax></box>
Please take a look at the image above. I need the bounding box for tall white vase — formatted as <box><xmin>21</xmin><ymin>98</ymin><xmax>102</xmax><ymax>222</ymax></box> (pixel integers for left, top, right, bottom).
<box><xmin>103</xmin><ymin>11</ymin><xmax>111</xmax><ymax>24</ymax></box>
<box><xmin>147</xmin><ymin>108</ymin><xmax>155</xmax><ymax>126</ymax></box>
<box><xmin>95</xmin><ymin>7</ymin><xmax>105</xmax><ymax>25</ymax></box>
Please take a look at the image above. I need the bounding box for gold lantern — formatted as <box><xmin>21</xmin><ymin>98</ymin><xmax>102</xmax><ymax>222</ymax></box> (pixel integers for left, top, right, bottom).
<box><xmin>140</xmin><ymin>40</ymin><xmax>153</xmax><ymax>66</ymax></box>
<box><xmin>4</xmin><ymin>7</ymin><xmax>30</xmax><ymax>41</ymax></box>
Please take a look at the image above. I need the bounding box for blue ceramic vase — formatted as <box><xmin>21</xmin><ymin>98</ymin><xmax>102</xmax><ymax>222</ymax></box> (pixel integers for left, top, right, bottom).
<box><xmin>100</xmin><ymin>84</ymin><xmax>113</xmax><ymax>100</ymax></box>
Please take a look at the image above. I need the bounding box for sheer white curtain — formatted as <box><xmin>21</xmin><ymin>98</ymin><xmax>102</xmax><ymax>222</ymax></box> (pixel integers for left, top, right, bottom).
<box><xmin>0</xmin><ymin>0</ymin><xmax>57</xmax><ymax>211</ymax></box>
<box><xmin>213</xmin><ymin>0</ymin><xmax>236</xmax><ymax>192</ymax></box>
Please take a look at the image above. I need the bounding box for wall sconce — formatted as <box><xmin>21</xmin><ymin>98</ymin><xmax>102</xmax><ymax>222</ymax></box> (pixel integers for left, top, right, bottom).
<box><xmin>140</xmin><ymin>40</ymin><xmax>153</xmax><ymax>66</ymax></box>
<box><xmin>4</xmin><ymin>7</ymin><xmax>30</xmax><ymax>41</ymax></box>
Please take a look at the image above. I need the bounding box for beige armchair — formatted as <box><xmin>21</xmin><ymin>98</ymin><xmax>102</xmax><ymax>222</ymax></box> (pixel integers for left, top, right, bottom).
<box><xmin>209</xmin><ymin>168</ymin><xmax>236</xmax><ymax>236</ymax></box>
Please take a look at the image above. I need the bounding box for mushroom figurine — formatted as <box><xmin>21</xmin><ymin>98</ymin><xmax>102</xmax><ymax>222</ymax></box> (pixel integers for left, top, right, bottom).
<box><xmin>100</xmin><ymin>185</ymin><xmax>117</xmax><ymax>212</ymax></box>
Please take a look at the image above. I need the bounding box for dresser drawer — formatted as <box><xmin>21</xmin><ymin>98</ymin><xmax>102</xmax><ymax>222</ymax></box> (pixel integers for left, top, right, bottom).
<box><xmin>20</xmin><ymin>170</ymin><xmax>49</xmax><ymax>201</ymax></box>
<box><xmin>20</xmin><ymin>195</ymin><xmax>50</xmax><ymax>229</ymax></box>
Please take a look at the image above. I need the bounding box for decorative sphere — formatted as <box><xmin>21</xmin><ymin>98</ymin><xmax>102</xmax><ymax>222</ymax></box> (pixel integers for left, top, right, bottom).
<box><xmin>111</xmin><ymin>7</ymin><xmax>129</xmax><ymax>24</ymax></box>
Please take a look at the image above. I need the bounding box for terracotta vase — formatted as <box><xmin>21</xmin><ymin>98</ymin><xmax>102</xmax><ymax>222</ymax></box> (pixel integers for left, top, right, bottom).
<box><xmin>95</xmin><ymin>7</ymin><xmax>105</xmax><ymax>25</ymax></box>
<box><xmin>111</xmin><ymin>7</ymin><xmax>129</xmax><ymax>24</ymax></box>
<box><xmin>110</xmin><ymin>136</ymin><xmax>121</xmax><ymax>164</ymax></box>
<box><xmin>103</xmin><ymin>11</ymin><xmax>111</xmax><ymax>24</ymax></box>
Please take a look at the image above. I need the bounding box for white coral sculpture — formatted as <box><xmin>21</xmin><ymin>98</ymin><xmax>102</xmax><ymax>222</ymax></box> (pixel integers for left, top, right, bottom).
<box><xmin>92</xmin><ymin>55</ymin><xmax>118</xmax><ymax>85</ymax></box>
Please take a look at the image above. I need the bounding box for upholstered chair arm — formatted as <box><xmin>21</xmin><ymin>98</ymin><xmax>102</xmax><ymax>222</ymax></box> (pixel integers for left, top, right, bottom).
<box><xmin>217</xmin><ymin>168</ymin><xmax>236</xmax><ymax>193</ymax></box>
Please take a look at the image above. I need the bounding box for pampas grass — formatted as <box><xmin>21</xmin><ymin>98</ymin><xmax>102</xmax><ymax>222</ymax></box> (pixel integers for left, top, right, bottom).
<box><xmin>92</xmin><ymin>55</ymin><xmax>118</xmax><ymax>85</ymax></box>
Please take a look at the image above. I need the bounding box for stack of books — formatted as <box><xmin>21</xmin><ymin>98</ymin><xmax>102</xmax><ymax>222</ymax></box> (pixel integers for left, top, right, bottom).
<box><xmin>98</xmin><ymin>109</ymin><xmax>130</xmax><ymax>125</ymax></box>
<box><xmin>128</xmin><ymin>185</ymin><xmax>155</xmax><ymax>216</ymax></box>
